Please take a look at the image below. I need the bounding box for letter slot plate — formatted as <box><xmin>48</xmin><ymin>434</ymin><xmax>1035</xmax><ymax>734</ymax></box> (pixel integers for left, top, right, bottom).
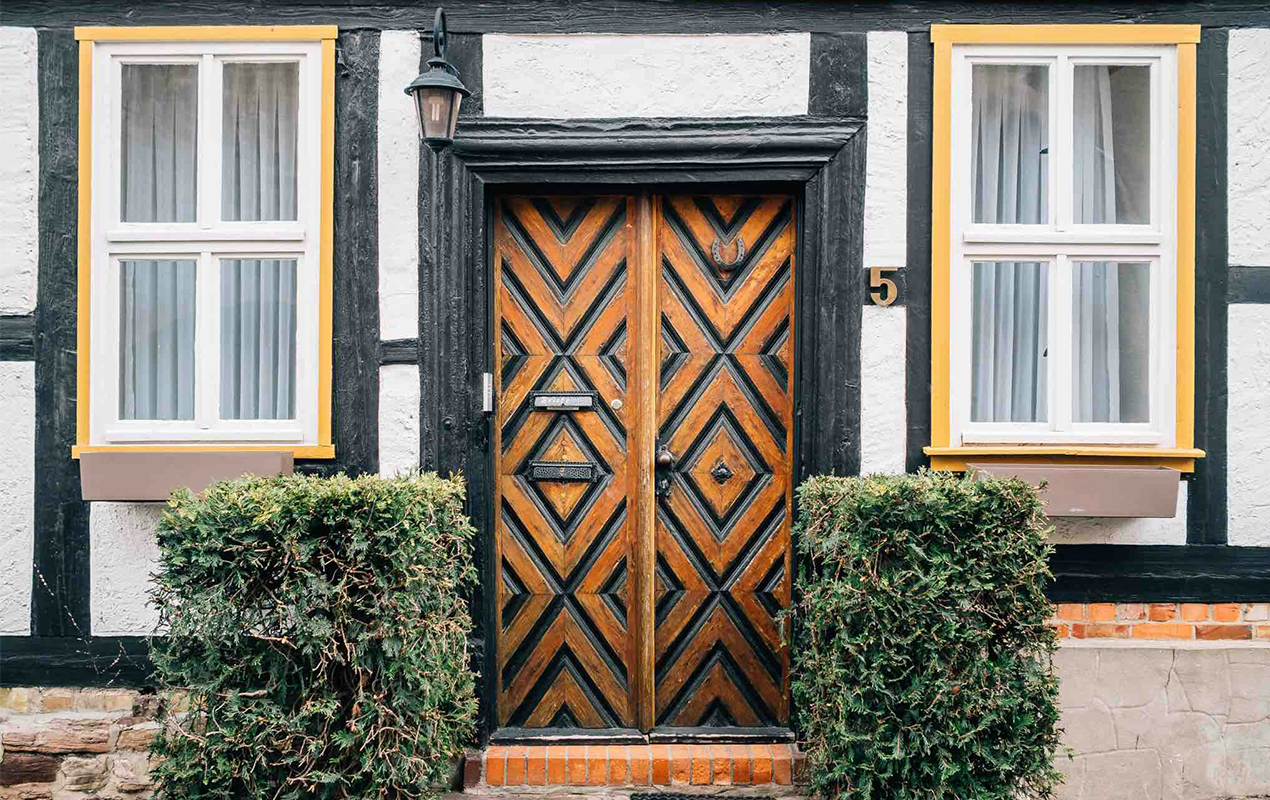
<box><xmin>531</xmin><ymin>391</ymin><xmax>598</xmax><ymax>412</ymax></box>
<box><xmin>528</xmin><ymin>461</ymin><xmax>599</xmax><ymax>483</ymax></box>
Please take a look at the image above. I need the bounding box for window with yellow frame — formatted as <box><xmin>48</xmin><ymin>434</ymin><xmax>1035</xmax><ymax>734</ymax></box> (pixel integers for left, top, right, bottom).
<box><xmin>73</xmin><ymin>26</ymin><xmax>336</xmax><ymax>459</ymax></box>
<box><xmin>925</xmin><ymin>25</ymin><xmax>1204</xmax><ymax>472</ymax></box>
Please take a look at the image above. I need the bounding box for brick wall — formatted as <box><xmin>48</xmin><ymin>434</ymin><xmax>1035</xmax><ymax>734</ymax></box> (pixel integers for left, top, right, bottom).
<box><xmin>1050</xmin><ymin>602</ymin><xmax>1270</xmax><ymax>641</ymax></box>
<box><xmin>0</xmin><ymin>687</ymin><xmax>183</xmax><ymax>797</ymax></box>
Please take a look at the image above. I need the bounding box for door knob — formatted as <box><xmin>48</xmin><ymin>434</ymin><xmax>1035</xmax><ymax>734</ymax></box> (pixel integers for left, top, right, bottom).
<box><xmin>655</xmin><ymin>446</ymin><xmax>676</xmax><ymax>469</ymax></box>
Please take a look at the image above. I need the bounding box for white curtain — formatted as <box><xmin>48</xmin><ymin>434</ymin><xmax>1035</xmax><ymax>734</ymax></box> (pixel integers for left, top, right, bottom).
<box><xmin>117</xmin><ymin>62</ymin><xmax>299</xmax><ymax>422</ymax></box>
<box><xmin>220</xmin><ymin>259</ymin><xmax>297</xmax><ymax>420</ymax></box>
<box><xmin>970</xmin><ymin>65</ymin><xmax>1049</xmax><ymax>423</ymax></box>
<box><xmin>971</xmin><ymin>64</ymin><xmax>1149</xmax><ymax>425</ymax></box>
<box><xmin>119</xmin><ymin>66</ymin><xmax>198</xmax><ymax>420</ymax></box>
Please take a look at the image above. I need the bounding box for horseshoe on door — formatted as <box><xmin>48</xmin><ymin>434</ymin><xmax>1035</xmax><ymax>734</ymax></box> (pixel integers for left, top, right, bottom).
<box><xmin>710</xmin><ymin>236</ymin><xmax>746</xmax><ymax>272</ymax></box>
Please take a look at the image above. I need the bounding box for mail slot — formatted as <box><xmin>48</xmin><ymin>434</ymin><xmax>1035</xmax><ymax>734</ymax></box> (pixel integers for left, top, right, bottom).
<box><xmin>531</xmin><ymin>391</ymin><xmax>598</xmax><ymax>412</ymax></box>
<box><xmin>528</xmin><ymin>461</ymin><xmax>599</xmax><ymax>482</ymax></box>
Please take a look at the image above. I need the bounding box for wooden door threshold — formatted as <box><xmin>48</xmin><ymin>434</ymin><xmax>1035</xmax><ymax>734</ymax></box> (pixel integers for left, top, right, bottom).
<box><xmin>490</xmin><ymin>727</ymin><xmax>795</xmax><ymax>746</ymax></box>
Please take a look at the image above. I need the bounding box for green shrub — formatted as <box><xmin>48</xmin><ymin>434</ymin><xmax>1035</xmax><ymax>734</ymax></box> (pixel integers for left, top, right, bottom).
<box><xmin>149</xmin><ymin>472</ymin><xmax>479</xmax><ymax>799</ymax></box>
<box><xmin>790</xmin><ymin>471</ymin><xmax>1062</xmax><ymax>800</ymax></box>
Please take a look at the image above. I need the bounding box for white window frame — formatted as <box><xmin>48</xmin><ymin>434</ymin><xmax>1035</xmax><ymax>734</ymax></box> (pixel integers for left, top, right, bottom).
<box><xmin>948</xmin><ymin>43</ymin><xmax>1179</xmax><ymax>448</ymax></box>
<box><xmin>88</xmin><ymin>39</ymin><xmax>323</xmax><ymax>448</ymax></box>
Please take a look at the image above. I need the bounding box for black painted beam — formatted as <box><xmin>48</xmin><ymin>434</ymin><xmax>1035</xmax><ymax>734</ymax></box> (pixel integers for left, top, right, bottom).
<box><xmin>0</xmin><ymin>636</ymin><xmax>153</xmax><ymax>688</ymax></box>
<box><xmin>1187</xmin><ymin>29</ymin><xmax>1228</xmax><ymax>545</ymax></box>
<box><xmin>1</xmin><ymin>314</ymin><xmax>36</xmax><ymax>361</ymax></box>
<box><xmin>1048</xmin><ymin>545</ymin><xmax>1270</xmax><ymax>603</ymax></box>
<box><xmin>4</xmin><ymin>0</ymin><xmax>1270</xmax><ymax>33</ymax></box>
<box><xmin>31</xmin><ymin>30</ymin><xmax>89</xmax><ymax>638</ymax></box>
<box><xmin>380</xmin><ymin>337</ymin><xmax>420</xmax><ymax>364</ymax></box>
<box><xmin>904</xmin><ymin>31</ymin><xmax>933</xmax><ymax>474</ymax></box>
<box><xmin>1229</xmin><ymin>266</ymin><xmax>1270</xmax><ymax>304</ymax></box>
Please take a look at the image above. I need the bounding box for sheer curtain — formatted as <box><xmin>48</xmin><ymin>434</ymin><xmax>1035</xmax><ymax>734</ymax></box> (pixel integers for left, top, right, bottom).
<box><xmin>118</xmin><ymin>61</ymin><xmax>300</xmax><ymax>422</ymax></box>
<box><xmin>970</xmin><ymin>65</ymin><xmax>1049</xmax><ymax>423</ymax></box>
<box><xmin>220</xmin><ymin>63</ymin><xmax>300</xmax><ymax>420</ymax></box>
<box><xmin>119</xmin><ymin>65</ymin><xmax>198</xmax><ymax>419</ymax></box>
<box><xmin>971</xmin><ymin>63</ymin><xmax>1150</xmax><ymax>425</ymax></box>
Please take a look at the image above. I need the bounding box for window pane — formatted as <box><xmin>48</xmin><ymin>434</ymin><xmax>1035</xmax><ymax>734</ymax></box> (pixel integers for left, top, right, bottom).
<box><xmin>971</xmin><ymin>261</ymin><xmax>1049</xmax><ymax>423</ymax></box>
<box><xmin>119</xmin><ymin>259</ymin><xmax>197</xmax><ymax>420</ymax></box>
<box><xmin>1073</xmin><ymin>65</ymin><xmax>1150</xmax><ymax>225</ymax></box>
<box><xmin>121</xmin><ymin>65</ymin><xmax>198</xmax><ymax>223</ymax></box>
<box><xmin>1072</xmin><ymin>261</ymin><xmax>1150</xmax><ymax>423</ymax></box>
<box><xmin>220</xmin><ymin>258</ymin><xmax>297</xmax><ymax>419</ymax></box>
<box><xmin>972</xmin><ymin>64</ymin><xmax>1049</xmax><ymax>225</ymax></box>
<box><xmin>222</xmin><ymin>63</ymin><xmax>299</xmax><ymax>221</ymax></box>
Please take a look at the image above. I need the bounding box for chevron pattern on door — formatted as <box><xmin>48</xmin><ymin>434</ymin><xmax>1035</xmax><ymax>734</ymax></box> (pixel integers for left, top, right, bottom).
<box><xmin>493</xmin><ymin>193</ymin><xmax>795</xmax><ymax>733</ymax></box>
<box><xmin>495</xmin><ymin>196</ymin><xmax>638</xmax><ymax>728</ymax></box>
<box><xmin>654</xmin><ymin>195</ymin><xmax>795</xmax><ymax>727</ymax></box>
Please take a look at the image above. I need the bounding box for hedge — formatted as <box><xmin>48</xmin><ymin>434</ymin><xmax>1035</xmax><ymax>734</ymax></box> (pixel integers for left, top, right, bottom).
<box><xmin>149</xmin><ymin>472</ymin><xmax>479</xmax><ymax>799</ymax></box>
<box><xmin>790</xmin><ymin>471</ymin><xmax>1063</xmax><ymax>800</ymax></box>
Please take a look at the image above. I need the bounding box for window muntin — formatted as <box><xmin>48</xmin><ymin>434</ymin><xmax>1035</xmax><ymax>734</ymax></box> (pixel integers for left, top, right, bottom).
<box><xmin>950</xmin><ymin>43</ymin><xmax>1176</xmax><ymax>447</ymax></box>
<box><xmin>90</xmin><ymin>39</ymin><xmax>322</xmax><ymax>447</ymax></box>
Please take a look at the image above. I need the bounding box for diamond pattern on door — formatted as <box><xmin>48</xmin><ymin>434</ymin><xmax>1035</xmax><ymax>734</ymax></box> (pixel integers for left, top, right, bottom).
<box><xmin>493</xmin><ymin>193</ymin><xmax>795</xmax><ymax>733</ymax></box>
<box><xmin>495</xmin><ymin>196</ymin><xmax>637</xmax><ymax>728</ymax></box>
<box><xmin>653</xmin><ymin>195</ymin><xmax>795</xmax><ymax>728</ymax></box>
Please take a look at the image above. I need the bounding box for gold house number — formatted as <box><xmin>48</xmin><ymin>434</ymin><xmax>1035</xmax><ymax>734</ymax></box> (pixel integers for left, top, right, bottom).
<box><xmin>869</xmin><ymin>266</ymin><xmax>900</xmax><ymax>307</ymax></box>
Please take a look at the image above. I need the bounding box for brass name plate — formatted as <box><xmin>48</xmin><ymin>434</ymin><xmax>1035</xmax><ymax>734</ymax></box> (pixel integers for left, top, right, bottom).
<box><xmin>531</xmin><ymin>391</ymin><xmax>598</xmax><ymax>412</ymax></box>
<box><xmin>528</xmin><ymin>461</ymin><xmax>598</xmax><ymax>483</ymax></box>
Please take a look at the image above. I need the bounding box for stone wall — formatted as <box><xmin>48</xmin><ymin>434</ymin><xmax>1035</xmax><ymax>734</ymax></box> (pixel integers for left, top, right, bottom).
<box><xmin>0</xmin><ymin>687</ymin><xmax>180</xmax><ymax>798</ymax></box>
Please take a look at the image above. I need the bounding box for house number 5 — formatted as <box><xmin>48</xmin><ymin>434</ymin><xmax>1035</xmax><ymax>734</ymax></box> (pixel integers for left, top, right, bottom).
<box><xmin>869</xmin><ymin>267</ymin><xmax>900</xmax><ymax>307</ymax></box>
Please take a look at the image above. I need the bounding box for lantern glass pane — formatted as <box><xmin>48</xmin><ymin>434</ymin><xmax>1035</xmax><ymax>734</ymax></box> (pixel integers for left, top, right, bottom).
<box><xmin>414</xmin><ymin>87</ymin><xmax>458</xmax><ymax>142</ymax></box>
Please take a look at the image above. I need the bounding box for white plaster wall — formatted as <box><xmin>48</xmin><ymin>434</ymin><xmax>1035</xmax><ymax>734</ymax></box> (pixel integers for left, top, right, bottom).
<box><xmin>90</xmin><ymin>503</ymin><xmax>163</xmax><ymax>636</ymax></box>
<box><xmin>1229</xmin><ymin>29</ymin><xmax>1270</xmax><ymax>266</ymax></box>
<box><xmin>1048</xmin><ymin>481</ymin><xmax>1188</xmax><ymax>545</ymax></box>
<box><xmin>379</xmin><ymin>364</ymin><xmax>421</xmax><ymax>477</ymax></box>
<box><xmin>1227</xmin><ymin>304</ymin><xmax>1270</xmax><ymax>546</ymax></box>
<box><xmin>378</xmin><ymin>30</ymin><xmax>421</xmax><ymax>340</ymax></box>
<box><xmin>859</xmin><ymin>305</ymin><xmax>907</xmax><ymax>475</ymax></box>
<box><xmin>863</xmin><ymin>31</ymin><xmax>907</xmax><ymax>270</ymax></box>
<box><xmin>0</xmin><ymin>27</ymin><xmax>39</xmax><ymax>314</ymax></box>
<box><xmin>0</xmin><ymin>362</ymin><xmax>36</xmax><ymax>634</ymax></box>
<box><xmin>483</xmin><ymin>34</ymin><xmax>811</xmax><ymax>119</ymax></box>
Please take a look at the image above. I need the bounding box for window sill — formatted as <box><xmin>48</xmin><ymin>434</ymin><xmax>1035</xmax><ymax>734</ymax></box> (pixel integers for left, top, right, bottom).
<box><xmin>924</xmin><ymin>445</ymin><xmax>1204</xmax><ymax>472</ymax></box>
<box><xmin>78</xmin><ymin>449</ymin><xmax>302</xmax><ymax>501</ymax></box>
<box><xmin>73</xmin><ymin>443</ymin><xmax>335</xmax><ymax>459</ymax></box>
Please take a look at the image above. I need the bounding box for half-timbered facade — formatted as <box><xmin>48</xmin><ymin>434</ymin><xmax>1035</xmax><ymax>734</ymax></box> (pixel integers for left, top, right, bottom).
<box><xmin>1</xmin><ymin>2</ymin><xmax>1268</xmax><ymax>796</ymax></box>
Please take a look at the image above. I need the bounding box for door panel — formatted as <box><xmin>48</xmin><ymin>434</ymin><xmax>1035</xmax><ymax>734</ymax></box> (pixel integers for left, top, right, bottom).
<box><xmin>653</xmin><ymin>195</ymin><xmax>795</xmax><ymax>728</ymax></box>
<box><xmin>493</xmin><ymin>192</ymin><xmax>795</xmax><ymax>733</ymax></box>
<box><xmin>495</xmin><ymin>196</ymin><xmax>638</xmax><ymax>728</ymax></box>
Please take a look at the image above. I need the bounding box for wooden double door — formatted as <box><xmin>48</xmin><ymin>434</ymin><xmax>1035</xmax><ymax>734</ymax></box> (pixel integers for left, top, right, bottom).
<box><xmin>493</xmin><ymin>192</ymin><xmax>796</xmax><ymax>734</ymax></box>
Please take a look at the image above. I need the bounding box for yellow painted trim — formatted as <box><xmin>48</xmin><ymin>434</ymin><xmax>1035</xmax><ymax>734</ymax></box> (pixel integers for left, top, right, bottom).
<box><xmin>73</xmin><ymin>445</ymin><xmax>336</xmax><ymax>459</ymax></box>
<box><xmin>77</xmin><ymin>40</ymin><xmax>94</xmax><ymax>450</ymax></box>
<box><xmin>317</xmin><ymin>37</ymin><xmax>335</xmax><ymax>450</ymax></box>
<box><xmin>928</xmin><ymin>25</ymin><xmax>1201</xmax><ymax>463</ymax></box>
<box><xmin>74</xmin><ymin>29</ymin><xmax>337</xmax><ymax>459</ymax></box>
<box><xmin>930</xmin><ymin>24</ymin><xmax>1201</xmax><ymax>45</ymax></box>
<box><xmin>931</xmin><ymin>39</ymin><xmax>953</xmax><ymax>449</ymax></box>
<box><xmin>1175</xmin><ymin>43</ymin><xmax>1197</xmax><ymax>452</ymax></box>
<box><xmin>75</xmin><ymin>25</ymin><xmax>337</xmax><ymax>42</ymax></box>
<box><xmin>926</xmin><ymin>447</ymin><xmax>1204</xmax><ymax>473</ymax></box>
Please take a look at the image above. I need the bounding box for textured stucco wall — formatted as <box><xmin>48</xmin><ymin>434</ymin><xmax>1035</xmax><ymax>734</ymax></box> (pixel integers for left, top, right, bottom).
<box><xmin>1229</xmin><ymin>29</ymin><xmax>1270</xmax><ymax>266</ymax></box>
<box><xmin>1227</xmin><ymin>305</ymin><xmax>1270</xmax><ymax>546</ymax></box>
<box><xmin>0</xmin><ymin>362</ymin><xmax>36</xmax><ymax>634</ymax></box>
<box><xmin>378</xmin><ymin>364</ymin><xmax>421</xmax><ymax>477</ymax></box>
<box><xmin>859</xmin><ymin>306</ymin><xmax>907</xmax><ymax>475</ymax></box>
<box><xmin>858</xmin><ymin>31</ymin><xmax>909</xmax><ymax>477</ymax></box>
<box><xmin>1049</xmin><ymin>482</ymin><xmax>1188</xmax><ymax>545</ymax></box>
<box><xmin>378</xmin><ymin>30</ymin><xmax>421</xmax><ymax>341</ymax></box>
<box><xmin>483</xmin><ymin>34</ymin><xmax>811</xmax><ymax>118</ymax></box>
<box><xmin>0</xmin><ymin>26</ymin><xmax>39</xmax><ymax>314</ymax></box>
<box><xmin>90</xmin><ymin>503</ymin><xmax>163</xmax><ymax>637</ymax></box>
<box><xmin>1054</xmin><ymin>643</ymin><xmax>1270</xmax><ymax>800</ymax></box>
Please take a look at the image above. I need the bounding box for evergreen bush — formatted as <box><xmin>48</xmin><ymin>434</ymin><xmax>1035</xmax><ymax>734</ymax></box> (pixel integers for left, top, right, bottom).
<box><xmin>790</xmin><ymin>471</ymin><xmax>1062</xmax><ymax>800</ymax></box>
<box><xmin>149</xmin><ymin>472</ymin><xmax>478</xmax><ymax>799</ymax></box>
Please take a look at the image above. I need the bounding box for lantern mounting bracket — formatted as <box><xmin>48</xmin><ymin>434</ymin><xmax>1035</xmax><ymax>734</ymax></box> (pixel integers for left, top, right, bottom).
<box><xmin>404</xmin><ymin>7</ymin><xmax>472</xmax><ymax>152</ymax></box>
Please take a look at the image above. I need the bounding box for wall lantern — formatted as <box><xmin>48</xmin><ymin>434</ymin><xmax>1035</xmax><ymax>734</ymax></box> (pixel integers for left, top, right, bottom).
<box><xmin>404</xmin><ymin>7</ymin><xmax>471</xmax><ymax>152</ymax></box>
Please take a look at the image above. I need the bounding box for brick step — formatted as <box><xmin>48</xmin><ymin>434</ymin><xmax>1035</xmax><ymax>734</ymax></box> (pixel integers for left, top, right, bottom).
<box><xmin>464</xmin><ymin>744</ymin><xmax>807</xmax><ymax>791</ymax></box>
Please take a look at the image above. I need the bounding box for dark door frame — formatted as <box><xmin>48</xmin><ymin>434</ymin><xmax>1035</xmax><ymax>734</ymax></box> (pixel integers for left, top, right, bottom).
<box><xmin>418</xmin><ymin>115</ymin><xmax>866</xmax><ymax>742</ymax></box>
